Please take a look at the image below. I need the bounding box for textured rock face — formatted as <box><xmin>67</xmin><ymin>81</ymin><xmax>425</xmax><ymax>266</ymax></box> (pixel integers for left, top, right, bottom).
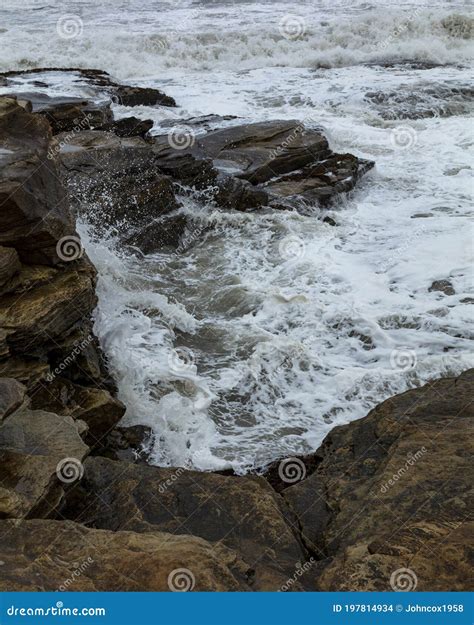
<box><xmin>0</xmin><ymin>519</ymin><xmax>252</xmax><ymax>591</ymax></box>
<box><xmin>278</xmin><ymin>370</ymin><xmax>474</xmax><ymax>591</ymax></box>
<box><xmin>0</xmin><ymin>97</ymin><xmax>75</xmax><ymax>265</ymax></box>
<box><xmin>0</xmin><ymin>378</ymin><xmax>26</xmax><ymax>422</ymax></box>
<box><xmin>153</xmin><ymin>120</ymin><xmax>374</xmax><ymax>210</ymax></box>
<box><xmin>62</xmin><ymin>456</ymin><xmax>306</xmax><ymax>590</ymax></box>
<box><xmin>0</xmin><ymin>407</ymin><xmax>89</xmax><ymax>519</ymax></box>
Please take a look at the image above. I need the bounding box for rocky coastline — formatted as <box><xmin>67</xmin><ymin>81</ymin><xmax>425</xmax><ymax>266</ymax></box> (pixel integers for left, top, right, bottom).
<box><xmin>0</xmin><ymin>69</ymin><xmax>471</xmax><ymax>592</ymax></box>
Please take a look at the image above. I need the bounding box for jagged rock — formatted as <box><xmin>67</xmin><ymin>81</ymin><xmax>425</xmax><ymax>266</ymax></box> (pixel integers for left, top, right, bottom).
<box><xmin>0</xmin><ymin>247</ymin><xmax>20</xmax><ymax>288</ymax></box>
<box><xmin>0</xmin><ymin>97</ymin><xmax>76</xmax><ymax>265</ymax></box>
<box><xmin>58</xmin><ymin>130</ymin><xmax>185</xmax><ymax>252</ymax></box>
<box><xmin>0</xmin><ymin>378</ymin><xmax>27</xmax><ymax>422</ymax></box>
<box><xmin>279</xmin><ymin>369</ymin><xmax>474</xmax><ymax>591</ymax></box>
<box><xmin>429</xmin><ymin>279</ymin><xmax>456</xmax><ymax>296</ymax></box>
<box><xmin>113</xmin><ymin>85</ymin><xmax>176</xmax><ymax>108</ymax></box>
<box><xmin>0</xmin><ymin>265</ymin><xmax>97</xmax><ymax>357</ymax></box>
<box><xmin>99</xmin><ymin>116</ymin><xmax>154</xmax><ymax>139</ymax></box>
<box><xmin>62</xmin><ymin>456</ymin><xmax>308</xmax><ymax>590</ymax></box>
<box><xmin>0</xmin><ymin>519</ymin><xmax>253</xmax><ymax>591</ymax></box>
<box><xmin>1</xmin><ymin>93</ymin><xmax>113</xmax><ymax>135</ymax></box>
<box><xmin>0</xmin><ymin>68</ymin><xmax>177</xmax><ymax>108</ymax></box>
<box><xmin>153</xmin><ymin>120</ymin><xmax>374</xmax><ymax>210</ymax></box>
<box><xmin>0</xmin><ymin>407</ymin><xmax>89</xmax><ymax>519</ymax></box>
<box><xmin>31</xmin><ymin>378</ymin><xmax>125</xmax><ymax>446</ymax></box>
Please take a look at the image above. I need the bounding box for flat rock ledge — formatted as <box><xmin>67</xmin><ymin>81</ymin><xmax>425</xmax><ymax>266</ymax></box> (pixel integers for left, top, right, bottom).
<box><xmin>0</xmin><ymin>75</ymin><xmax>471</xmax><ymax>592</ymax></box>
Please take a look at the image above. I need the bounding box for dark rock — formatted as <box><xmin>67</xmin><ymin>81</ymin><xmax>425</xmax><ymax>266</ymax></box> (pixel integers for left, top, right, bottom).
<box><xmin>62</xmin><ymin>456</ymin><xmax>308</xmax><ymax>590</ymax></box>
<box><xmin>99</xmin><ymin>116</ymin><xmax>154</xmax><ymax>139</ymax></box>
<box><xmin>113</xmin><ymin>85</ymin><xmax>176</xmax><ymax>108</ymax></box>
<box><xmin>429</xmin><ymin>279</ymin><xmax>456</xmax><ymax>296</ymax></box>
<box><xmin>0</xmin><ymin>378</ymin><xmax>27</xmax><ymax>422</ymax></box>
<box><xmin>0</xmin><ymin>97</ymin><xmax>76</xmax><ymax>265</ymax></box>
<box><xmin>97</xmin><ymin>425</ymin><xmax>154</xmax><ymax>463</ymax></box>
<box><xmin>0</xmin><ymin>519</ymin><xmax>253</xmax><ymax>591</ymax></box>
<box><xmin>279</xmin><ymin>370</ymin><xmax>474</xmax><ymax>590</ymax></box>
<box><xmin>0</xmin><ymin>247</ymin><xmax>20</xmax><ymax>289</ymax></box>
<box><xmin>1</xmin><ymin>93</ymin><xmax>113</xmax><ymax>134</ymax></box>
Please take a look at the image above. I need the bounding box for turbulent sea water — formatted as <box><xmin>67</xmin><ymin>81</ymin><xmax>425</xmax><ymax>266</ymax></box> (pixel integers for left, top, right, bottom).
<box><xmin>1</xmin><ymin>0</ymin><xmax>473</xmax><ymax>472</ymax></box>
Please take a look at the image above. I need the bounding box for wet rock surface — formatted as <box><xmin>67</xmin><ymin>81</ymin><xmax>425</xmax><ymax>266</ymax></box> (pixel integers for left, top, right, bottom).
<box><xmin>0</xmin><ymin>76</ymin><xmax>470</xmax><ymax>593</ymax></box>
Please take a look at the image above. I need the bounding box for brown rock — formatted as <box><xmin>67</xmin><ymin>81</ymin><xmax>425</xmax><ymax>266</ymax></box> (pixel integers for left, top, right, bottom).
<box><xmin>0</xmin><ymin>519</ymin><xmax>252</xmax><ymax>591</ymax></box>
<box><xmin>279</xmin><ymin>369</ymin><xmax>474</xmax><ymax>591</ymax></box>
<box><xmin>0</xmin><ymin>265</ymin><xmax>97</xmax><ymax>356</ymax></box>
<box><xmin>0</xmin><ymin>407</ymin><xmax>89</xmax><ymax>519</ymax></box>
<box><xmin>0</xmin><ymin>97</ymin><xmax>76</xmax><ymax>265</ymax></box>
<box><xmin>63</xmin><ymin>456</ymin><xmax>307</xmax><ymax>590</ymax></box>
<box><xmin>429</xmin><ymin>279</ymin><xmax>456</xmax><ymax>296</ymax></box>
<box><xmin>31</xmin><ymin>378</ymin><xmax>125</xmax><ymax>446</ymax></box>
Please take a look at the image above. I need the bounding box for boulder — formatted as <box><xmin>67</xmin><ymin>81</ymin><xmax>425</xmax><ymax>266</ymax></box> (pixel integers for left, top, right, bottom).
<box><xmin>62</xmin><ymin>456</ymin><xmax>308</xmax><ymax>590</ymax></box>
<box><xmin>97</xmin><ymin>425</ymin><xmax>154</xmax><ymax>463</ymax></box>
<box><xmin>0</xmin><ymin>265</ymin><xmax>97</xmax><ymax>357</ymax></box>
<box><xmin>153</xmin><ymin>120</ymin><xmax>374</xmax><ymax>210</ymax></box>
<box><xmin>278</xmin><ymin>369</ymin><xmax>474</xmax><ymax>591</ymax></box>
<box><xmin>0</xmin><ymin>519</ymin><xmax>252</xmax><ymax>591</ymax></box>
<box><xmin>1</xmin><ymin>93</ymin><xmax>113</xmax><ymax>135</ymax></box>
<box><xmin>31</xmin><ymin>378</ymin><xmax>125</xmax><ymax>446</ymax></box>
<box><xmin>0</xmin><ymin>97</ymin><xmax>76</xmax><ymax>265</ymax></box>
<box><xmin>0</xmin><ymin>407</ymin><xmax>89</xmax><ymax>519</ymax></box>
<box><xmin>429</xmin><ymin>279</ymin><xmax>456</xmax><ymax>296</ymax></box>
<box><xmin>99</xmin><ymin>116</ymin><xmax>154</xmax><ymax>139</ymax></box>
